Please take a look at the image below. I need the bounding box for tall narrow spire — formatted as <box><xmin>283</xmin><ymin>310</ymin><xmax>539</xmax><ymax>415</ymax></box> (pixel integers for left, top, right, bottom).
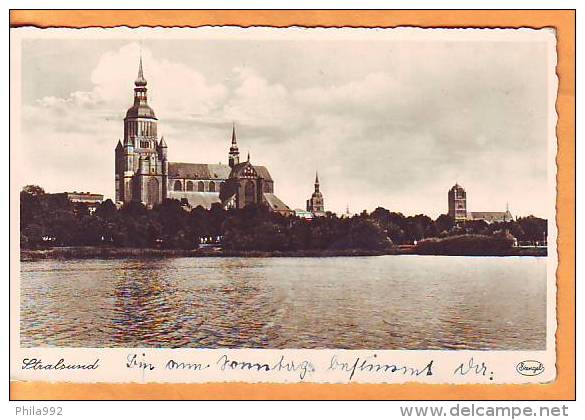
<box><xmin>228</xmin><ymin>122</ymin><xmax>240</xmax><ymax>168</ymax></box>
<box><xmin>314</xmin><ymin>171</ymin><xmax>320</xmax><ymax>193</ymax></box>
<box><xmin>135</xmin><ymin>53</ymin><xmax>147</xmax><ymax>87</ymax></box>
<box><xmin>232</xmin><ymin>122</ymin><xmax>237</xmax><ymax>145</ymax></box>
<box><xmin>247</xmin><ymin>151</ymin><xmax>250</xmax><ymax>162</ymax></box>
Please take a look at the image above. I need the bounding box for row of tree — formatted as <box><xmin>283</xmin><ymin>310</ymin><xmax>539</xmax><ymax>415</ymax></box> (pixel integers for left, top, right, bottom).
<box><xmin>20</xmin><ymin>185</ymin><xmax>547</xmax><ymax>251</ymax></box>
<box><xmin>368</xmin><ymin>207</ymin><xmax>547</xmax><ymax>246</ymax></box>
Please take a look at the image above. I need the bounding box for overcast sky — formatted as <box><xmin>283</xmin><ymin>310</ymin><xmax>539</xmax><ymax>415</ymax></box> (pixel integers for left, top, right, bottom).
<box><xmin>15</xmin><ymin>28</ymin><xmax>555</xmax><ymax>218</ymax></box>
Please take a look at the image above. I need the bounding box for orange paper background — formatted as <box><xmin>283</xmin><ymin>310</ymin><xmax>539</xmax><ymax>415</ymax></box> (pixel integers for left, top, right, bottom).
<box><xmin>9</xmin><ymin>9</ymin><xmax>575</xmax><ymax>401</ymax></box>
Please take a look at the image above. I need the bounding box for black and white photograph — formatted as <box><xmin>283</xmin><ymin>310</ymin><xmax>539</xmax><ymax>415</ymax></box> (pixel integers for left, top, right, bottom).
<box><xmin>10</xmin><ymin>25</ymin><xmax>558</xmax><ymax>385</ymax></box>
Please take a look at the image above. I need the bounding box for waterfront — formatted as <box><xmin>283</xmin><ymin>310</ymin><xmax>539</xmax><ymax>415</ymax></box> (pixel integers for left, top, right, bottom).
<box><xmin>20</xmin><ymin>256</ymin><xmax>547</xmax><ymax>349</ymax></box>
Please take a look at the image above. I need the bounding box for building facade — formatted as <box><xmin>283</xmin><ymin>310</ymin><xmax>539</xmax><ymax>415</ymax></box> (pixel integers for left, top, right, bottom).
<box><xmin>115</xmin><ymin>58</ymin><xmax>291</xmax><ymax>214</ymax></box>
<box><xmin>220</xmin><ymin>152</ymin><xmax>292</xmax><ymax>215</ymax></box>
<box><xmin>306</xmin><ymin>172</ymin><xmax>325</xmax><ymax>216</ymax></box>
<box><xmin>53</xmin><ymin>192</ymin><xmax>104</xmax><ymax>213</ymax></box>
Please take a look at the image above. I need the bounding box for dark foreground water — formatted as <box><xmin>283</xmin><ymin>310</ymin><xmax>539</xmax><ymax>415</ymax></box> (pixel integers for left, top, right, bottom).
<box><xmin>20</xmin><ymin>256</ymin><xmax>546</xmax><ymax>349</ymax></box>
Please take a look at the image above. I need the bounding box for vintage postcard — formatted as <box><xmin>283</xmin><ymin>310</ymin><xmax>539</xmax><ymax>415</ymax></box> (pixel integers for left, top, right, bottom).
<box><xmin>10</xmin><ymin>24</ymin><xmax>560</xmax><ymax>388</ymax></box>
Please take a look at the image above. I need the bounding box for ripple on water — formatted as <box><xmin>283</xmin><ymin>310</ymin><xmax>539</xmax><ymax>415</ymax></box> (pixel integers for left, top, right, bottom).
<box><xmin>20</xmin><ymin>256</ymin><xmax>547</xmax><ymax>349</ymax></box>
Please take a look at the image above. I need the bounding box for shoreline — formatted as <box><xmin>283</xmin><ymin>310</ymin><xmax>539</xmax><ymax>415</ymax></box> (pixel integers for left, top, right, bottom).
<box><xmin>20</xmin><ymin>246</ymin><xmax>548</xmax><ymax>261</ymax></box>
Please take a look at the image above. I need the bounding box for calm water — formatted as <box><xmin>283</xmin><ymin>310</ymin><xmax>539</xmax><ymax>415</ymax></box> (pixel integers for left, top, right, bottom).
<box><xmin>20</xmin><ymin>256</ymin><xmax>546</xmax><ymax>350</ymax></box>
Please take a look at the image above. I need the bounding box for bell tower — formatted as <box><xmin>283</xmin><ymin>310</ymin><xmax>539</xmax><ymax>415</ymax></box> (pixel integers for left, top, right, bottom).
<box><xmin>115</xmin><ymin>54</ymin><xmax>164</xmax><ymax>207</ymax></box>
<box><xmin>448</xmin><ymin>183</ymin><xmax>467</xmax><ymax>221</ymax></box>
<box><xmin>306</xmin><ymin>171</ymin><xmax>325</xmax><ymax>215</ymax></box>
<box><xmin>124</xmin><ymin>55</ymin><xmax>158</xmax><ymax>150</ymax></box>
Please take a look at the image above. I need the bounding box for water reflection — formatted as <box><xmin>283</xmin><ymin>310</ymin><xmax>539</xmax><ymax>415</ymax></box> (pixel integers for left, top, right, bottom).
<box><xmin>109</xmin><ymin>261</ymin><xmax>187</xmax><ymax>347</ymax></box>
<box><xmin>20</xmin><ymin>256</ymin><xmax>547</xmax><ymax>349</ymax></box>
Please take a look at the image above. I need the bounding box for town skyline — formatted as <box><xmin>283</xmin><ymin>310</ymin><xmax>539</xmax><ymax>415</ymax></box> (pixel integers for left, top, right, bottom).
<box><xmin>16</xmin><ymin>29</ymin><xmax>553</xmax><ymax>218</ymax></box>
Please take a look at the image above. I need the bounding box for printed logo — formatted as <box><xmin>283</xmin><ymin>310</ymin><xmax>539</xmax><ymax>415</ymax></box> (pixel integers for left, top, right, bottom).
<box><xmin>516</xmin><ymin>360</ymin><xmax>544</xmax><ymax>376</ymax></box>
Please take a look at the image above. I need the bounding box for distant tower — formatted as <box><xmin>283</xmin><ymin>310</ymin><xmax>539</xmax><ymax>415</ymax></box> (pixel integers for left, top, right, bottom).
<box><xmin>306</xmin><ymin>172</ymin><xmax>325</xmax><ymax>215</ymax></box>
<box><xmin>448</xmin><ymin>183</ymin><xmax>467</xmax><ymax>221</ymax></box>
<box><xmin>504</xmin><ymin>201</ymin><xmax>513</xmax><ymax>222</ymax></box>
<box><xmin>341</xmin><ymin>204</ymin><xmax>352</xmax><ymax>219</ymax></box>
<box><xmin>228</xmin><ymin>123</ymin><xmax>240</xmax><ymax>168</ymax></box>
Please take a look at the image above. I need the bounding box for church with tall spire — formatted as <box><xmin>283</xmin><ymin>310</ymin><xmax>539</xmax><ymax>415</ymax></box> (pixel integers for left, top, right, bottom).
<box><xmin>115</xmin><ymin>56</ymin><xmax>292</xmax><ymax>215</ymax></box>
<box><xmin>306</xmin><ymin>172</ymin><xmax>326</xmax><ymax>216</ymax></box>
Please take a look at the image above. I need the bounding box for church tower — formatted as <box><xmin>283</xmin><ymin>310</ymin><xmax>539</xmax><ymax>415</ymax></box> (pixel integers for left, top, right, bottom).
<box><xmin>228</xmin><ymin>123</ymin><xmax>240</xmax><ymax>168</ymax></box>
<box><xmin>448</xmin><ymin>183</ymin><xmax>467</xmax><ymax>221</ymax></box>
<box><xmin>306</xmin><ymin>172</ymin><xmax>325</xmax><ymax>215</ymax></box>
<box><xmin>115</xmin><ymin>55</ymin><xmax>166</xmax><ymax>207</ymax></box>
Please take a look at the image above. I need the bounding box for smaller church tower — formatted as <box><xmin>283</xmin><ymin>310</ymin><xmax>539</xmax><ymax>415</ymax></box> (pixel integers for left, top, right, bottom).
<box><xmin>448</xmin><ymin>183</ymin><xmax>467</xmax><ymax>221</ymax></box>
<box><xmin>228</xmin><ymin>123</ymin><xmax>240</xmax><ymax>168</ymax></box>
<box><xmin>306</xmin><ymin>172</ymin><xmax>325</xmax><ymax>215</ymax></box>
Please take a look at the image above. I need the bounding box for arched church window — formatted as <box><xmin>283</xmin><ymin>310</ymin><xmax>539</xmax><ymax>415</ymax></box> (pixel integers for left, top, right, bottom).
<box><xmin>198</xmin><ymin>181</ymin><xmax>205</xmax><ymax>192</ymax></box>
<box><xmin>208</xmin><ymin>181</ymin><xmax>216</xmax><ymax>192</ymax></box>
<box><xmin>186</xmin><ymin>181</ymin><xmax>194</xmax><ymax>191</ymax></box>
<box><xmin>173</xmin><ymin>180</ymin><xmax>182</xmax><ymax>191</ymax></box>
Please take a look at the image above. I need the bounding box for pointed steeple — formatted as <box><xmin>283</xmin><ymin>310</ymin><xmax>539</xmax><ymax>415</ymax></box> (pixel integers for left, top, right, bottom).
<box><xmin>159</xmin><ymin>136</ymin><xmax>168</xmax><ymax>160</ymax></box>
<box><xmin>135</xmin><ymin>53</ymin><xmax>147</xmax><ymax>87</ymax></box>
<box><xmin>247</xmin><ymin>151</ymin><xmax>251</xmax><ymax>162</ymax></box>
<box><xmin>232</xmin><ymin>122</ymin><xmax>237</xmax><ymax>145</ymax></box>
<box><xmin>314</xmin><ymin>171</ymin><xmax>320</xmax><ymax>193</ymax></box>
<box><xmin>126</xmin><ymin>51</ymin><xmax>156</xmax><ymax>120</ymax></box>
<box><xmin>228</xmin><ymin>122</ymin><xmax>240</xmax><ymax>168</ymax></box>
<box><xmin>116</xmin><ymin>139</ymin><xmax>123</xmax><ymax>150</ymax></box>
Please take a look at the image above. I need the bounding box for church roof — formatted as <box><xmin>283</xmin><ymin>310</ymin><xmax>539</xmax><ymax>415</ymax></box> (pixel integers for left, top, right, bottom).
<box><xmin>229</xmin><ymin>161</ymin><xmax>273</xmax><ymax>181</ymax></box>
<box><xmin>168</xmin><ymin>162</ymin><xmax>231</xmax><ymax>180</ymax></box>
<box><xmin>167</xmin><ymin>191</ymin><xmax>221</xmax><ymax>209</ymax></box>
<box><xmin>469</xmin><ymin>211</ymin><xmax>513</xmax><ymax>222</ymax></box>
<box><xmin>263</xmin><ymin>193</ymin><xmax>291</xmax><ymax>212</ymax></box>
<box><xmin>125</xmin><ymin>103</ymin><xmax>157</xmax><ymax>119</ymax></box>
